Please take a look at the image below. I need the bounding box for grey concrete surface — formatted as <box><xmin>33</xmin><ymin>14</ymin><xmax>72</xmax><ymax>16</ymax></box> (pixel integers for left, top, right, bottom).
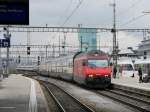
<box><xmin>0</xmin><ymin>74</ymin><xmax>49</xmax><ymax>112</ymax></box>
<box><xmin>0</xmin><ymin>74</ymin><xmax>30</xmax><ymax>112</ymax></box>
<box><xmin>112</xmin><ymin>77</ymin><xmax>150</xmax><ymax>91</ymax></box>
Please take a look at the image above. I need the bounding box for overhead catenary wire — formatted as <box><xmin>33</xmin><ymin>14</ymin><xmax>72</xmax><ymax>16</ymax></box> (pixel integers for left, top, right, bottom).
<box><xmin>50</xmin><ymin>0</ymin><xmax>83</xmax><ymax>47</ymax></box>
<box><xmin>57</xmin><ymin>0</ymin><xmax>73</xmax><ymax>25</ymax></box>
<box><xmin>56</xmin><ymin>0</ymin><xmax>83</xmax><ymax>53</ymax></box>
<box><xmin>57</xmin><ymin>0</ymin><xmax>73</xmax><ymax>47</ymax></box>
<box><xmin>61</xmin><ymin>0</ymin><xmax>84</xmax><ymax>26</ymax></box>
<box><xmin>120</xmin><ymin>13</ymin><xmax>148</xmax><ymax>27</ymax></box>
<box><xmin>117</xmin><ymin>0</ymin><xmax>145</xmax><ymax>27</ymax></box>
<box><xmin>51</xmin><ymin>0</ymin><xmax>73</xmax><ymax>39</ymax></box>
<box><xmin>117</xmin><ymin>0</ymin><xmax>143</xmax><ymax>17</ymax></box>
<box><xmin>102</xmin><ymin>0</ymin><xmax>144</xmax><ymax>27</ymax></box>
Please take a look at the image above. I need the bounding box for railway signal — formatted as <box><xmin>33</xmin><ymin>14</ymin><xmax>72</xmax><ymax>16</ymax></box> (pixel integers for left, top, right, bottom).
<box><xmin>27</xmin><ymin>46</ymin><xmax>30</xmax><ymax>55</ymax></box>
<box><xmin>38</xmin><ymin>56</ymin><xmax>40</xmax><ymax>65</ymax></box>
<box><xmin>18</xmin><ymin>56</ymin><xmax>21</xmax><ymax>64</ymax></box>
<box><xmin>144</xmin><ymin>51</ymin><xmax>147</xmax><ymax>59</ymax></box>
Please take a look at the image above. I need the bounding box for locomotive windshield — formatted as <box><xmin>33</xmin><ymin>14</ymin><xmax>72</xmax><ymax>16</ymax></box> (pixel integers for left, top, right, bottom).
<box><xmin>88</xmin><ymin>60</ymin><xmax>108</xmax><ymax>68</ymax></box>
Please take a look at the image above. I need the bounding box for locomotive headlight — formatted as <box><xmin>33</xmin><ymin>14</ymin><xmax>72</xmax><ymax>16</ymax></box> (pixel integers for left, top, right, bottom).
<box><xmin>89</xmin><ymin>74</ymin><xmax>93</xmax><ymax>78</ymax></box>
<box><xmin>105</xmin><ymin>75</ymin><xmax>109</xmax><ymax>77</ymax></box>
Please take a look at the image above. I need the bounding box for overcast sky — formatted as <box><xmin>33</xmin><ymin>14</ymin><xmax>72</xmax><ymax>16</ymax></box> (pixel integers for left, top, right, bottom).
<box><xmin>9</xmin><ymin>0</ymin><xmax>150</xmax><ymax>50</ymax></box>
<box><xmin>29</xmin><ymin>0</ymin><xmax>150</xmax><ymax>28</ymax></box>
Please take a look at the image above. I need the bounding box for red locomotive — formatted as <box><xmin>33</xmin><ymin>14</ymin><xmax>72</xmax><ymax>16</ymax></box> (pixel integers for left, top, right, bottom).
<box><xmin>39</xmin><ymin>50</ymin><xmax>112</xmax><ymax>88</ymax></box>
<box><xmin>73</xmin><ymin>50</ymin><xmax>112</xmax><ymax>88</ymax></box>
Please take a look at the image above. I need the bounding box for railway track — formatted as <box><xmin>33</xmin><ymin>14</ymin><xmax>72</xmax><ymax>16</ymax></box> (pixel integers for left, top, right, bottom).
<box><xmin>35</xmin><ymin>77</ymin><xmax>150</xmax><ymax>112</ymax></box>
<box><xmin>40</xmin><ymin>81</ymin><xmax>95</xmax><ymax>112</ymax></box>
<box><xmin>97</xmin><ymin>88</ymin><xmax>150</xmax><ymax>112</ymax></box>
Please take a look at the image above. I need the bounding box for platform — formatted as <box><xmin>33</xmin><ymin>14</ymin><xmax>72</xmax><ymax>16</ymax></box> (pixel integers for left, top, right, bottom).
<box><xmin>0</xmin><ymin>74</ymin><xmax>49</xmax><ymax>112</ymax></box>
<box><xmin>112</xmin><ymin>76</ymin><xmax>150</xmax><ymax>93</ymax></box>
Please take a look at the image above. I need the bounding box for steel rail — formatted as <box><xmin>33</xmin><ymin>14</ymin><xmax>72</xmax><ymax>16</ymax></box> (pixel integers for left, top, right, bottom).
<box><xmin>112</xmin><ymin>86</ymin><xmax>150</xmax><ymax>99</ymax></box>
<box><xmin>97</xmin><ymin>90</ymin><xmax>150</xmax><ymax>112</ymax></box>
<box><xmin>40</xmin><ymin>80</ymin><xmax>95</xmax><ymax>112</ymax></box>
<box><xmin>41</xmin><ymin>82</ymin><xmax>66</xmax><ymax>112</ymax></box>
<box><xmin>108</xmin><ymin>89</ymin><xmax>150</xmax><ymax>105</ymax></box>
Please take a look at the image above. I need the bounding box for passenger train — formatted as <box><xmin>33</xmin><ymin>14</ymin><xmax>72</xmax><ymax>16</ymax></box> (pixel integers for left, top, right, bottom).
<box><xmin>16</xmin><ymin>50</ymin><xmax>112</xmax><ymax>88</ymax></box>
<box><xmin>38</xmin><ymin>50</ymin><xmax>112</xmax><ymax>88</ymax></box>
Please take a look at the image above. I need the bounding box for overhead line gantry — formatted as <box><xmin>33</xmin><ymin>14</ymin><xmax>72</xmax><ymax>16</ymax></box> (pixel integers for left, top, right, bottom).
<box><xmin>0</xmin><ymin>26</ymin><xmax>150</xmax><ymax>33</ymax></box>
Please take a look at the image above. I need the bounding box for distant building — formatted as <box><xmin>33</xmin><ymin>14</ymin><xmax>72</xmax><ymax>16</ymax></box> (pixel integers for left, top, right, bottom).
<box><xmin>78</xmin><ymin>28</ymin><xmax>97</xmax><ymax>52</ymax></box>
<box><xmin>136</xmin><ymin>31</ymin><xmax>150</xmax><ymax>59</ymax></box>
<box><xmin>138</xmin><ymin>39</ymin><xmax>150</xmax><ymax>59</ymax></box>
<box><xmin>118</xmin><ymin>48</ymin><xmax>139</xmax><ymax>61</ymax></box>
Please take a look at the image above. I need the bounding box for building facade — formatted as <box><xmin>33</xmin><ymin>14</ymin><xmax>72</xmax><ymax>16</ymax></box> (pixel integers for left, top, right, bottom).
<box><xmin>78</xmin><ymin>28</ymin><xmax>97</xmax><ymax>52</ymax></box>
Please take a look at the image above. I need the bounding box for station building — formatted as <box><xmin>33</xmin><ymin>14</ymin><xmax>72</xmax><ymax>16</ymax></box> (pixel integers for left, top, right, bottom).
<box><xmin>138</xmin><ymin>39</ymin><xmax>150</xmax><ymax>59</ymax></box>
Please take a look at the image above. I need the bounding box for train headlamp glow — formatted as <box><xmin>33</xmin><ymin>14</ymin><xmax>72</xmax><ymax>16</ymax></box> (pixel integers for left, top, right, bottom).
<box><xmin>89</xmin><ymin>74</ymin><xmax>93</xmax><ymax>77</ymax></box>
<box><xmin>105</xmin><ymin>75</ymin><xmax>109</xmax><ymax>77</ymax></box>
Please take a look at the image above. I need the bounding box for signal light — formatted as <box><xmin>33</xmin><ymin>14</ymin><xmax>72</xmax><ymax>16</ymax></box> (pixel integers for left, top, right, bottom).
<box><xmin>27</xmin><ymin>46</ymin><xmax>30</xmax><ymax>55</ymax></box>
<box><xmin>18</xmin><ymin>56</ymin><xmax>21</xmax><ymax>64</ymax></box>
<box><xmin>144</xmin><ymin>51</ymin><xmax>147</xmax><ymax>59</ymax></box>
<box><xmin>38</xmin><ymin>56</ymin><xmax>40</xmax><ymax>65</ymax></box>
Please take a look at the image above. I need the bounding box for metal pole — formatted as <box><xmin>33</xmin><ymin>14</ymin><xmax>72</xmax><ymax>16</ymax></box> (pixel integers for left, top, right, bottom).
<box><xmin>27</xmin><ymin>30</ymin><xmax>30</xmax><ymax>65</ymax></box>
<box><xmin>63</xmin><ymin>32</ymin><xmax>67</xmax><ymax>54</ymax></box>
<box><xmin>99</xmin><ymin>35</ymin><xmax>100</xmax><ymax>50</ymax></box>
<box><xmin>112</xmin><ymin>0</ymin><xmax>117</xmax><ymax>66</ymax></box>
<box><xmin>52</xmin><ymin>44</ymin><xmax>55</xmax><ymax>57</ymax></box>
<box><xmin>0</xmin><ymin>48</ymin><xmax>1</xmax><ymax>70</ymax></box>
<box><xmin>46</xmin><ymin>45</ymin><xmax>48</xmax><ymax>59</ymax></box>
<box><xmin>110</xmin><ymin>0</ymin><xmax>117</xmax><ymax>78</ymax></box>
<box><xmin>0</xmin><ymin>48</ymin><xmax>1</xmax><ymax>59</ymax></box>
<box><xmin>5</xmin><ymin>26</ymin><xmax>11</xmax><ymax>75</ymax></box>
<box><xmin>7</xmin><ymin>44</ymin><xmax>9</xmax><ymax>74</ymax></box>
<box><xmin>81</xmin><ymin>36</ymin><xmax>82</xmax><ymax>52</ymax></box>
<box><xmin>59</xmin><ymin>35</ymin><xmax>61</xmax><ymax>56</ymax></box>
